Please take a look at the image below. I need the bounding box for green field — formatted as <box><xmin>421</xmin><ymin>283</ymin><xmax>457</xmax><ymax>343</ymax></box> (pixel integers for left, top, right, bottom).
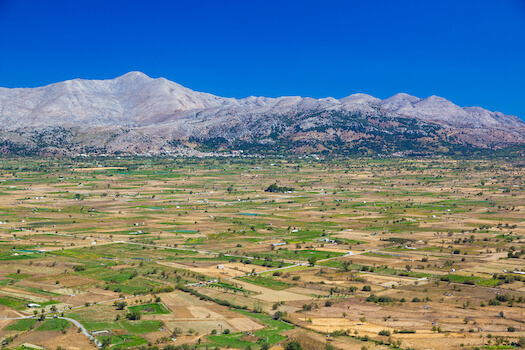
<box><xmin>0</xmin><ymin>296</ymin><xmax>28</xmax><ymax>310</ymax></box>
<box><xmin>5</xmin><ymin>318</ymin><xmax>37</xmax><ymax>331</ymax></box>
<box><xmin>127</xmin><ymin>302</ymin><xmax>170</xmax><ymax>314</ymax></box>
<box><xmin>35</xmin><ymin>318</ymin><xmax>70</xmax><ymax>331</ymax></box>
<box><xmin>6</xmin><ymin>273</ymin><xmax>32</xmax><ymax>279</ymax></box>
<box><xmin>206</xmin><ymin>310</ymin><xmax>294</xmax><ymax>348</ymax></box>
<box><xmin>120</xmin><ymin>320</ymin><xmax>163</xmax><ymax>334</ymax></box>
<box><xmin>239</xmin><ymin>275</ymin><xmax>294</xmax><ymax>290</ymax></box>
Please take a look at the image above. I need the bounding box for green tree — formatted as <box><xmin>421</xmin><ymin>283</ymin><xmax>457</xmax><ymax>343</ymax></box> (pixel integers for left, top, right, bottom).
<box><xmin>113</xmin><ymin>301</ymin><xmax>127</xmax><ymax>310</ymax></box>
<box><xmin>274</xmin><ymin>311</ymin><xmax>284</xmax><ymax>320</ymax></box>
<box><xmin>125</xmin><ymin>310</ymin><xmax>141</xmax><ymax>320</ymax></box>
<box><xmin>285</xmin><ymin>340</ymin><xmax>303</xmax><ymax>350</ymax></box>
<box><xmin>253</xmin><ymin>300</ymin><xmax>263</xmax><ymax>313</ymax></box>
<box><xmin>517</xmin><ymin>336</ymin><xmax>525</xmax><ymax>347</ymax></box>
<box><xmin>101</xmin><ymin>337</ymin><xmax>111</xmax><ymax>349</ymax></box>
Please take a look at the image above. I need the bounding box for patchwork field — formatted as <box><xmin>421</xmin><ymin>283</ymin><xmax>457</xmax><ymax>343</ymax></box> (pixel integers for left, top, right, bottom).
<box><xmin>0</xmin><ymin>156</ymin><xmax>524</xmax><ymax>349</ymax></box>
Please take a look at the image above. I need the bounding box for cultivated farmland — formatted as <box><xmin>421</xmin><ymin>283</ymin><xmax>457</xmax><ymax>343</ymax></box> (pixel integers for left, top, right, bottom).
<box><xmin>0</xmin><ymin>156</ymin><xmax>524</xmax><ymax>350</ymax></box>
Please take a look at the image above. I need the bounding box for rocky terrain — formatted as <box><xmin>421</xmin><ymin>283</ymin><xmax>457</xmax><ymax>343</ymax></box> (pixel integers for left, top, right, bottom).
<box><xmin>1</xmin><ymin>72</ymin><xmax>524</xmax><ymax>156</ymax></box>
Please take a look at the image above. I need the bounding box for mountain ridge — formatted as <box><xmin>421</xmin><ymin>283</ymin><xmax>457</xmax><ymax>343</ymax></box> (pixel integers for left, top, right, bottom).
<box><xmin>1</xmin><ymin>72</ymin><xmax>524</xmax><ymax>156</ymax></box>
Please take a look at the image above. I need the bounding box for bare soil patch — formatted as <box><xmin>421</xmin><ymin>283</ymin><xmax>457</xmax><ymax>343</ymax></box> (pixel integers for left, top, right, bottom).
<box><xmin>11</xmin><ymin>329</ymin><xmax>98</xmax><ymax>350</ymax></box>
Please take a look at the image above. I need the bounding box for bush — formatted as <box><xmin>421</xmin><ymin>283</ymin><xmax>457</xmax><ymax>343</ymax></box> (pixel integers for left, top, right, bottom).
<box><xmin>362</xmin><ymin>285</ymin><xmax>371</xmax><ymax>291</ymax></box>
<box><xmin>366</xmin><ymin>295</ymin><xmax>378</xmax><ymax>303</ymax></box>
<box><xmin>488</xmin><ymin>299</ymin><xmax>501</xmax><ymax>306</ymax></box>
<box><xmin>114</xmin><ymin>301</ymin><xmax>127</xmax><ymax>310</ymax></box>
<box><xmin>378</xmin><ymin>330</ymin><xmax>391</xmax><ymax>336</ymax></box>
<box><xmin>125</xmin><ymin>310</ymin><xmax>141</xmax><ymax>320</ymax></box>
<box><xmin>496</xmin><ymin>294</ymin><xmax>513</xmax><ymax>302</ymax></box>
<box><xmin>284</xmin><ymin>340</ymin><xmax>303</xmax><ymax>350</ymax></box>
<box><xmin>274</xmin><ymin>311</ymin><xmax>284</xmax><ymax>320</ymax></box>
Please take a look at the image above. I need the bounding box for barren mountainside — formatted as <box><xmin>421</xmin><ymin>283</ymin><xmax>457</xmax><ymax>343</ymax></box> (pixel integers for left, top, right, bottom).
<box><xmin>1</xmin><ymin>72</ymin><xmax>524</xmax><ymax>155</ymax></box>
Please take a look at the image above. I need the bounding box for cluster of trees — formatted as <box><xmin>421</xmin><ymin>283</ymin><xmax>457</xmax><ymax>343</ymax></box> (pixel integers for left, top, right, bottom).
<box><xmin>265</xmin><ymin>183</ymin><xmax>294</xmax><ymax>193</ymax></box>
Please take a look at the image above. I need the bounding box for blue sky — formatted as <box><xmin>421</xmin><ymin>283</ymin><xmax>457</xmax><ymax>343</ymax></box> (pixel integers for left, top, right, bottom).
<box><xmin>1</xmin><ymin>0</ymin><xmax>524</xmax><ymax>118</ymax></box>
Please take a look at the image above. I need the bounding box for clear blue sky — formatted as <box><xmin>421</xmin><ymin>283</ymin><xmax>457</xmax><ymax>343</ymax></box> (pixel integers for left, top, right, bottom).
<box><xmin>1</xmin><ymin>0</ymin><xmax>524</xmax><ymax>118</ymax></box>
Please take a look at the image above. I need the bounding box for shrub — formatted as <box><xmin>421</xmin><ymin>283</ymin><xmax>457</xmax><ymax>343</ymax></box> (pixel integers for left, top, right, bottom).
<box><xmin>284</xmin><ymin>340</ymin><xmax>303</xmax><ymax>350</ymax></box>
<box><xmin>114</xmin><ymin>301</ymin><xmax>127</xmax><ymax>310</ymax></box>
<box><xmin>488</xmin><ymin>299</ymin><xmax>501</xmax><ymax>306</ymax></box>
<box><xmin>366</xmin><ymin>295</ymin><xmax>378</xmax><ymax>303</ymax></box>
<box><xmin>125</xmin><ymin>310</ymin><xmax>141</xmax><ymax>320</ymax></box>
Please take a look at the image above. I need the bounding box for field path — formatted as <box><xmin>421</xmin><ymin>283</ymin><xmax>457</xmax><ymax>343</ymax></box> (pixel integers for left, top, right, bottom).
<box><xmin>1</xmin><ymin>315</ymin><xmax>102</xmax><ymax>348</ymax></box>
<box><xmin>58</xmin><ymin>317</ymin><xmax>102</xmax><ymax>348</ymax></box>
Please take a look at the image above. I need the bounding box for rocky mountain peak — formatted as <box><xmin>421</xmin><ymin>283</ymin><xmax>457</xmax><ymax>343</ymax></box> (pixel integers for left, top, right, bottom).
<box><xmin>114</xmin><ymin>71</ymin><xmax>152</xmax><ymax>82</ymax></box>
<box><xmin>0</xmin><ymin>72</ymin><xmax>523</xmax><ymax>155</ymax></box>
<box><xmin>379</xmin><ymin>93</ymin><xmax>421</xmax><ymax>112</ymax></box>
<box><xmin>340</xmin><ymin>93</ymin><xmax>381</xmax><ymax>104</ymax></box>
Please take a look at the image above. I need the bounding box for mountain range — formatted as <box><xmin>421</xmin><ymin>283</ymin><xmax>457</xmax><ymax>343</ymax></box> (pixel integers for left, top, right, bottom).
<box><xmin>1</xmin><ymin>72</ymin><xmax>524</xmax><ymax>156</ymax></box>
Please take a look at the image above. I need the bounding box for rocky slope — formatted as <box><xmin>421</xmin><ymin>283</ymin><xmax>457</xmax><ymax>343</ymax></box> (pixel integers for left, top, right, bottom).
<box><xmin>0</xmin><ymin>72</ymin><xmax>523</xmax><ymax>155</ymax></box>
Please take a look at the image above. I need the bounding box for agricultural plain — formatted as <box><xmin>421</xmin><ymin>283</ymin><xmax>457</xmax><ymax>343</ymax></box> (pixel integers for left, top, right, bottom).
<box><xmin>0</xmin><ymin>156</ymin><xmax>524</xmax><ymax>350</ymax></box>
